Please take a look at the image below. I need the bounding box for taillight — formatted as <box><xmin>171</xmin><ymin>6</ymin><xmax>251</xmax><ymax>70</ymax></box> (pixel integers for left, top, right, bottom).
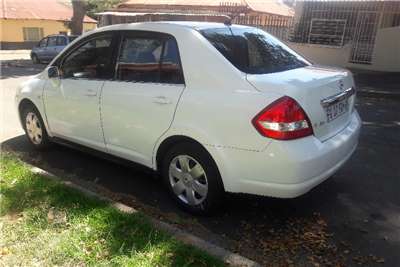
<box><xmin>252</xmin><ymin>96</ymin><xmax>313</xmax><ymax>140</ymax></box>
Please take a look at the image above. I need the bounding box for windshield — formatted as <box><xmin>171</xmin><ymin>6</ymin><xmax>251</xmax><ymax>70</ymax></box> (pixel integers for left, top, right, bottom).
<box><xmin>200</xmin><ymin>26</ymin><xmax>310</xmax><ymax>74</ymax></box>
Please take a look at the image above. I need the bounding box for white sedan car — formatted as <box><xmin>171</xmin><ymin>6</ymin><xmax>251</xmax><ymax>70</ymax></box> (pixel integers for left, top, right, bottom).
<box><xmin>16</xmin><ymin>22</ymin><xmax>361</xmax><ymax>214</ymax></box>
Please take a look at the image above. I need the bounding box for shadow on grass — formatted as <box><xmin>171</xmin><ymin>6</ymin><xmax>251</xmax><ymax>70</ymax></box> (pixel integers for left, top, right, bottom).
<box><xmin>0</xmin><ymin>154</ymin><xmax>223</xmax><ymax>266</ymax></box>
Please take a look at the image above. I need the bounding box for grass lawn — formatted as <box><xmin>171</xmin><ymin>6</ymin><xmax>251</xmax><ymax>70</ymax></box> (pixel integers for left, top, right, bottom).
<box><xmin>0</xmin><ymin>153</ymin><xmax>224</xmax><ymax>266</ymax></box>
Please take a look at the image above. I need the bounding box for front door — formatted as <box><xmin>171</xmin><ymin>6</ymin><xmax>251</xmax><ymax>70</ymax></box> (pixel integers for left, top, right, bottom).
<box><xmin>101</xmin><ymin>32</ymin><xmax>185</xmax><ymax>166</ymax></box>
<box><xmin>35</xmin><ymin>37</ymin><xmax>48</xmax><ymax>60</ymax></box>
<box><xmin>43</xmin><ymin>33</ymin><xmax>117</xmax><ymax>150</ymax></box>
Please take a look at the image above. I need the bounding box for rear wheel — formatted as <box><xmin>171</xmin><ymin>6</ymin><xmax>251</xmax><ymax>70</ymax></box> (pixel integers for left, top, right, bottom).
<box><xmin>22</xmin><ymin>105</ymin><xmax>50</xmax><ymax>149</ymax></box>
<box><xmin>161</xmin><ymin>142</ymin><xmax>224</xmax><ymax>215</ymax></box>
<box><xmin>31</xmin><ymin>54</ymin><xmax>40</xmax><ymax>64</ymax></box>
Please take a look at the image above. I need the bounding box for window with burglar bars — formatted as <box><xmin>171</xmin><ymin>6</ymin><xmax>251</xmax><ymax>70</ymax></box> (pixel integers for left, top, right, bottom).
<box><xmin>22</xmin><ymin>27</ymin><xmax>44</xmax><ymax>42</ymax></box>
<box><xmin>308</xmin><ymin>19</ymin><xmax>346</xmax><ymax>46</ymax></box>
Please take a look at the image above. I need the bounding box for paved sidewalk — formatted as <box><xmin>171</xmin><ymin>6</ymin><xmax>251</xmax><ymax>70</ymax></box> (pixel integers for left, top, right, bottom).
<box><xmin>0</xmin><ymin>50</ymin><xmax>31</xmax><ymax>60</ymax></box>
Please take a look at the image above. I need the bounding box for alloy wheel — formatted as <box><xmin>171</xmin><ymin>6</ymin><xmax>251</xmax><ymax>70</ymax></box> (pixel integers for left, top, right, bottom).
<box><xmin>25</xmin><ymin>112</ymin><xmax>43</xmax><ymax>145</ymax></box>
<box><xmin>169</xmin><ymin>155</ymin><xmax>208</xmax><ymax>206</ymax></box>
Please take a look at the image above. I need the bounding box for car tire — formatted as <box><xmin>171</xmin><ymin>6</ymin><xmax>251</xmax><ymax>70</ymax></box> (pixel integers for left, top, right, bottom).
<box><xmin>21</xmin><ymin>105</ymin><xmax>50</xmax><ymax>149</ymax></box>
<box><xmin>31</xmin><ymin>54</ymin><xmax>40</xmax><ymax>64</ymax></box>
<box><xmin>161</xmin><ymin>142</ymin><xmax>225</xmax><ymax>215</ymax></box>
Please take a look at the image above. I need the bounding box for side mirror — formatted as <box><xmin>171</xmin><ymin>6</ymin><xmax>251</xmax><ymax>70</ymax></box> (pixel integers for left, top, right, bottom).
<box><xmin>48</xmin><ymin>66</ymin><xmax>59</xmax><ymax>78</ymax></box>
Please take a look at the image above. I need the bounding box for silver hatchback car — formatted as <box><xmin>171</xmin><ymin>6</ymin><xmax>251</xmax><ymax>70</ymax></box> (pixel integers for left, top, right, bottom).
<box><xmin>31</xmin><ymin>34</ymin><xmax>77</xmax><ymax>63</ymax></box>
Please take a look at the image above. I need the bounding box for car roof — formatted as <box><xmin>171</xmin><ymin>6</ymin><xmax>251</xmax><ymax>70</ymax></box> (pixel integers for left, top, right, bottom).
<box><xmin>95</xmin><ymin>21</ymin><xmax>254</xmax><ymax>33</ymax></box>
<box><xmin>46</xmin><ymin>34</ymin><xmax>77</xmax><ymax>37</ymax></box>
<box><xmin>152</xmin><ymin>21</ymin><xmax>229</xmax><ymax>30</ymax></box>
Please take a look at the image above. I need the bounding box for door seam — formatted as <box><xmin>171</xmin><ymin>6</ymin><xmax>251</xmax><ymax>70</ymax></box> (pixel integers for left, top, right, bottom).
<box><xmin>151</xmin><ymin>84</ymin><xmax>187</xmax><ymax>168</ymax></box>
<box><xmin>98</xmin><ymin>81</ymin><xmax>108</xmax><ymax>151</ymax></box>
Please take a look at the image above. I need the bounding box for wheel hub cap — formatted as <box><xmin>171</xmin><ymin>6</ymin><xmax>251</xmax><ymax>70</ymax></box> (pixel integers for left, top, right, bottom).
<box><xmin>25</xmin><ymin>112</ymin><xmax>43</xmax><ymax>145</ymax></box>
<box><xmin>169</xmin><ymin>155</ymin><xmax>208</xmax><ymax>206</ymax></box>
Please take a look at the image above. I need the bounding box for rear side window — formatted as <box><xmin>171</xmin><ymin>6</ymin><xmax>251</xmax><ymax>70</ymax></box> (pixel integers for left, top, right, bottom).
<box><xmin>201</xmin><ymin>27</ymin><xmax>310</xmax><ymax>74</ymax></box>
<box><xmin>48</xmin><ymin>36</ymin><xmax>57</xmax><ymax>47</ymax></box>
<box><xmin>160</xmin><ymin>39</ymin><xmax>184</xmax><ymax>84</ymax></box>
<box><xmin>117</xmin><ymin>38</ymin><xmax>163</xmax><ymax>83</ymax></box>
<box><xmin>56</xmin><ymin>36</ymin><xmax>67</xmax><ymax>46</ymax></box>
<box><xmin>116</xmin><ymin>34</ymin><xmax>184</xmax><ymax>84</ymax></box>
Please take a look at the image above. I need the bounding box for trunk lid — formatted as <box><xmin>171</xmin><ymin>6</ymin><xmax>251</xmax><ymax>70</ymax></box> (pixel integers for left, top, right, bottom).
<box><xmin>247</xmin><ymin>65</ymin><xmax>356</xmax><ymax>141</ymax></box>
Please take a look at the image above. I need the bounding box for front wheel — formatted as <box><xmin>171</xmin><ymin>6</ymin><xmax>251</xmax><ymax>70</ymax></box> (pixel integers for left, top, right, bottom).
<box><xmin>22</xmin><ymin>105</ymin><xmax>50</xmax><ymax>149</ymax></box>
<box><xmin>161</xmin><ymin>142</ymin><xmax>224</xmax><ymax>215</ymax></box>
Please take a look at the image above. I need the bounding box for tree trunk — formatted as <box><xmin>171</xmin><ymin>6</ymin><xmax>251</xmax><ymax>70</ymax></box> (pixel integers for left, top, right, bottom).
<box><xmin>69</xmin><ymin>0</ymin><xmax>86</xmax><ymax>35</ymax></box>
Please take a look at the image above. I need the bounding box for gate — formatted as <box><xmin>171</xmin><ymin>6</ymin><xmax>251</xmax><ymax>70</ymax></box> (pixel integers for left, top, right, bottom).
<box><xmin>350</xmin><ymin>11</ymin><xmax>381</xmax><ymax>64</ymax></box>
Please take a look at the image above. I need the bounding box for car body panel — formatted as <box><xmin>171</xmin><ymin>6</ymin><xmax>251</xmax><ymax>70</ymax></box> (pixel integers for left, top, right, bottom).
<box><xmin>43</xmin><ymin>78</ymin><xmax>106</xmax><ymax>151</ymax></box>
<box><xmin>206</xmin><ymin>111</ymin><xmax>361</xmax><ymax>194</ymax></box>
<box><xmin>101</xmin><ymin>81</ymin><xmax>185</xmax><ymax>167</ymax></box>
<box><xmin>17</xmin><ymin>22</ymin><xmax>361</xmax><ymax>199</ymax></box>
<box><xmin>247</xmin><ymin>65</ymin><xmax>356</xmax><ymax>142</ymax></box>
<box><xmin>15</xmin><ymin>73</ymin><xmax>49</xmax><ymax>127</ymax></box>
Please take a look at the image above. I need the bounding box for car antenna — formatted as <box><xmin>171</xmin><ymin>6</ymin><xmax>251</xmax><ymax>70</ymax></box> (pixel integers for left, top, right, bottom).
<box><xmin>224</xmin><ymin>17</ymin><xmax>232</xmax><ymax>26</ymax></box>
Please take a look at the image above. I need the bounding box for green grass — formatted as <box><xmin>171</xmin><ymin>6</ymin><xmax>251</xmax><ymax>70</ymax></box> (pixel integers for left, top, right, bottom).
<box><xmin>0</xmin><ymin>153</ymin><xmax>224</xmax><ymax>267</ymax></box>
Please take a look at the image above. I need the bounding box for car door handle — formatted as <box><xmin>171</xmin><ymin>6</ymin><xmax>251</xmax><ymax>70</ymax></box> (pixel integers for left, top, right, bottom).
<box><xmin>153</xmin><ymin>96</ymin><xmax>172</xmax><ymax>105</ymax></box>
<box><xmin>84</xmin><ymin>89</ymin><xmax>97</xmax><ymax>97</ymax></box>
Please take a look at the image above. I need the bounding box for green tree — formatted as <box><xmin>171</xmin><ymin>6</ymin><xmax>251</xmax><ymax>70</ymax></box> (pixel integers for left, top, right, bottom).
<box><xmin>69</xmin><ymin>0</ymin><xmax>86</xmax><ymax>35</ymax></box>
<box><xmin>68</xmin><ymin>0</ymin><xmax>122</xmax><ymax>35</ymax></box>
<box><xmin>85</xmin><ymin>0</ymin><xmax>123</xmax><ymax>19</ymax></box>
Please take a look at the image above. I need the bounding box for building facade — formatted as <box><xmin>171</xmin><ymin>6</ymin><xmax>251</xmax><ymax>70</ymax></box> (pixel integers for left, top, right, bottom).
<box><xmin>288</xmin><ymin>0</ymin><xmax>400</xmax><ymax>72</ymax></box>
<box><xmin>97</xmin><ymin>0</ymin><xmax>294</xmax><ymax>39</ymax></box>
<box><xmin>0</xmin><ymin>0</ymin><xmax>97</xmax><ymax>49</ymax></box>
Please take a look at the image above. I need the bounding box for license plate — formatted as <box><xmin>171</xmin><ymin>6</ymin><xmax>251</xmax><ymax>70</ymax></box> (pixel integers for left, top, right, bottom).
<box><xmin>325</xmin><ymin>99</ymin><xmax>349</xmax><ymax>122</ymax></box>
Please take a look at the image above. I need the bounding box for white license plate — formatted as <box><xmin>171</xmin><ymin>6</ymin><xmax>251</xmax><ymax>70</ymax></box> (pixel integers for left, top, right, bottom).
<box><xmin>325</xmin><ymin>99</ymin><xmax>349</xmax><ymax>122</ymax></box>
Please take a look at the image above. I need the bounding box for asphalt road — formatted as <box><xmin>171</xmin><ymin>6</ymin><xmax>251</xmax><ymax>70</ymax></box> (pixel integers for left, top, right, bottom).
<box><xmin>1</xmin><ymin>62</ymin><xmax>399</xmax><ymax>266</ymax></box>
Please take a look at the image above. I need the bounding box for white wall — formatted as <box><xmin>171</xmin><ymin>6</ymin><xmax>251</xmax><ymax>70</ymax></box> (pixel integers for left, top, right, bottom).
<box><xmin>370</xmin><ymin>27</ymin><xmax>400</xmax><ymax>72</ymax></box>
<box><xmin>287</xmin><ymin>26</ymin><xmax>400</xmax><ymax>72</ymax></box>
<box><xmin>287</xmin><ymin>43</ymin><xmax>351</xmax><ymax>66</ymax></box>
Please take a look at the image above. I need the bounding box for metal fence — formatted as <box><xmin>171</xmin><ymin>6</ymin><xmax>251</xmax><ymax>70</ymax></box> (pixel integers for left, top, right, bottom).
<box><xmin>289</xmin><ymin>0</ymin><xmax>400</xmax><ymax>64</ymax></box>
<box><xmin>233</xmin><ymin>14</ymin><xmax>294</xmax><ymax>40</ymax></box>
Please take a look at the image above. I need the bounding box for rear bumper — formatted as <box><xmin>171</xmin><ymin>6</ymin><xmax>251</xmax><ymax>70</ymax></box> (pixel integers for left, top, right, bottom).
<box><xmin>212</xmin><ymin>111</ymin><xmax>361</xmax><ymax>198</ymax></box>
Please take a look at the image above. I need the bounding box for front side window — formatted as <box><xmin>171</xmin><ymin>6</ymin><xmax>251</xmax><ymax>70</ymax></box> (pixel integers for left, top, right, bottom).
<box><xmin>48</xmin><ymin>36</ymin><xmax>57</xmax><ymax>47</ymax></box>
<box><xmin>60</xmin><ymin>35</ymin><xmax>114</xmax><ymax>80</ymax></box>
<box><xmin>201</xmin><ymin>27</ymin><xmax>310</xmax><ymax>74</ymax></box>
<box><xmin>116</xmin><ymin>34</ymin><xmax>184</xmax><ymax>84</ymax></box>
<box><xmin>38</xmin><ymin>38</ymin><xmax>47</xmax><ymax>48</ymax></box>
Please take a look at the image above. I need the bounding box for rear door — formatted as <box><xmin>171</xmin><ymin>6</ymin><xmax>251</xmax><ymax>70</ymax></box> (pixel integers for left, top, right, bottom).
<box><xmin>46</xmin><ymin>36</ymin><xmax>58</xmax><ymax>60</ymax></box>
<box><xmin>55</xmin><ymin>36</ymin><xmax>68</xmax><ymax>55</ymax></box>
<box><xmin>101</xmin><ymin>31</ymin><xmax>185</xmax><ymax>166</ymax></box>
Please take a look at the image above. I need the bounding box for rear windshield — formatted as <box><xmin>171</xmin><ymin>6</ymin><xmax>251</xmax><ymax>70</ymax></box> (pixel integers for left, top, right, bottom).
<box><xmin>200</xmin><ymin>27</ymin><xmax>310</xmax><ymax>74</ymax></box>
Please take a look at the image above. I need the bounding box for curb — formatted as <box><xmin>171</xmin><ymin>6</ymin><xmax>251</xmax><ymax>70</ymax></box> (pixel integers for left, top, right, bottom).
<box><xmin>29</xmin><ymin>166</ymin><xmax>261</xmax><ymax>267</ymax></box>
